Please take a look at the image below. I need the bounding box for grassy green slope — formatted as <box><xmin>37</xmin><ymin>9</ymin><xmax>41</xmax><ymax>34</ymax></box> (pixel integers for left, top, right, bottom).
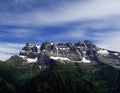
<box><xmin>1</xmin><ymin>58</ymin><xmax>120</xmax><ymax>93</ymax></box>
<box><xmin>22</xmin><ymin>61</ymin><xmax>99</xmax><ymax>93</ymax></box>
<box><xmin>0</xmin><ymin>61</ymin><xmax>39</xmax><ymax>93</ymax></box>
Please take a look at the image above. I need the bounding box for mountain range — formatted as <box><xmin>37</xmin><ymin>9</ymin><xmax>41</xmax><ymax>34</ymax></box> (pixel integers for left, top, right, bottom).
<box><xmin>18</xmin><ymin>40</ymin><xmax>120</xmax><ymax>69</ymax></box>
<box><xmin>0</xmin><ymin>40</ymin><xmax>120</xmax><ymax>93</ymax></box>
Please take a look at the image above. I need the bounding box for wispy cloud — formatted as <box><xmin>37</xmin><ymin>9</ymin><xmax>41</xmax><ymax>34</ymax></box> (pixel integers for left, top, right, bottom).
<box><xmin>47</xmin><ymin>29</ymin><xmax>87</xmax><ymax>42</ymax></box>
<box><xmin>0</xmin><ymin>28</ymin><xmax>38</xmax><ymax>39</ymax></box>
<box><xmin>0</xmin><ymin>0</ymin><xmax>120</xmax><ymax>26</ymax></box>
<box><xmin>8</xmin><ymin>29</ymin><xmax>35</xmax><ymax>38</ymax></box>
<box><xmin>0</xmin><ymin>0</ymin><xmax>120</xmax><ymax>60</ymax></box>
<box><xmin>0</xmin><ymin>42</ymin><xmax>25</xmax><ymax>61</ymax></box>
<box><xmin>93</xmin><ymin>31</ymin><xmax>120</xmax><ymax>51</ymax></box>
<box><xmin>0</xmin><ymin>53</ymin><xmax>13</xmax><ymax>61</ymax></box>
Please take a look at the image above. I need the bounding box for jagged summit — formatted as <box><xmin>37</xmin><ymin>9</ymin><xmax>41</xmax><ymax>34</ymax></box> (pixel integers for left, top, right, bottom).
<box><xmin>17</xmin><ymin>40</ymin><xmax>120</xmax><ymax>69</ymax></box>
<box><xmin>19</xmin><ymin>40</ymin><xmax>95</xmax><ymax>62</ymax></box>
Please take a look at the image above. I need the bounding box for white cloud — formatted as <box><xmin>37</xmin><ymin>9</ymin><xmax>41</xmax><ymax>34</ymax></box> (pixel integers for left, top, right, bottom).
<box><xmin>5</xmin><ymin>28</ymin><xmax>37</xmax><ymax>38</ymax></box>
<box><xmin>10</xmin><ymin>29</ymin><xmax>30</xmax><ymax>33</ymax></box>
<box><xmin>1</xmin><ymin>0</ymin><xmax>120</xmax><ymax>60</ymax></box>
<box><xmin>77</xmin><ymin>17</ymin><xmax>120</xmax><ymax>30</ymax></box>
<box><xmin>10</xmin><ymin>29</ymin><xmax>33</xmax><ymax>38</ymax></box>
<box><xmin>48</xmin><ymin>20</ymin><xmax>120</xmax><ymax>52</ymax></box>
<box><xmin>94</xmin><ymin>31</ymin><xmax>120</xmax><ymax>51</ymax></box>
<box><xmin>0</xmin><ymin>53</ymin><xmax>13</xmax><ymax>61</ymax></box>
<box><xmin>0</xmin><ymin>42</ymin><xmax>25</xmax><ymax>61</ymax></box>
<box><xmin>0</xmin><ymin>0</ymin><xmax>120</xmax><ymax>26</ymax></box>
<box><xmin>56</xmin><ymin>30</ymin><xmax>85</xmax><ymax>40</ymax></box>
<box><xmin>42</xmin><ymin>27</ymin><xmax>86</xmax><ymax>42</ymax></box>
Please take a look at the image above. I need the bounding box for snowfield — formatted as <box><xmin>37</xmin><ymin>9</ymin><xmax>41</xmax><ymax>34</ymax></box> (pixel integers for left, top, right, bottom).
<box><xmin>26</xmin><ymin>58</ymin><xmax>37</xmax><ymax>63</ymax></box>
<box><xmin>97</xmin><ymin>49</ymin><xmax>109</xmax><ymax>55</ymax></box>
<box><xmin>50</xmin><ymin>56</ymin><xmax>91</xmax><ymax>63</ymax></box>
<box><xmin>50</xmin><ymin>56</ymin><xmax>70</xmax><ymax>61</ymax></box>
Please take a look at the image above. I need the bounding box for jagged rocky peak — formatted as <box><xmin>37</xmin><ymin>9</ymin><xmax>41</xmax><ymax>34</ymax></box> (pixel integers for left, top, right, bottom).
<box><xmin>83</xmin><ymin>40</ymin><xmax>96</xmax><ymax>48</ymax></box>
<box><xmin>20</xmin><ymin>42</ymin><xmax>40</xmax><ymax>53</ymax></box>
<box><xmin>19</xmin><ymin>41</ymin><xmax>96</xmax><ymax>64</ymax></box>
<box><xmin>26</xmin><ymin>42</ymin><xmax>34</xmax><ymax>47</ymax></box>
<box><xmin>75</xmin><ymin>41</ymin><xmax>83</xmax><ymax>46</ymax></box>
<box><xmin>57</xmin><ymin>42</ymin><xmax>72</xmax><ymax>48</ymax></box>
<box><xmin>65</xmin><ymin>42</ymin><xmax>73</xmax><ymax>47</ymax></box>
<box><xmin>40</xmin><ymin>42</ymin><xmax>55</xmax><ymax>50</ymax></box>
<box><xmin>18</xmin><ymin>40</ymin><xmax>120</xmax><ymax>69</ymax></box>
<box><xmin>74</xmin><ymin>41</ymin><xmax>86</xmax><ymax>49</ymax></box>
<box><xmin>19</xmin><ymin>42</ymin><xmax>40</xmax><ymax>63</ymax></box>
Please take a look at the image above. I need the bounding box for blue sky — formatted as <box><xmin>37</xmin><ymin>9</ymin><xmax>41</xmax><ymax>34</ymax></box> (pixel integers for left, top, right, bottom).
<box><xmin>0</xmin><ymin>0</ymin><xmax>120</xmax><ymax>60</ymax></box>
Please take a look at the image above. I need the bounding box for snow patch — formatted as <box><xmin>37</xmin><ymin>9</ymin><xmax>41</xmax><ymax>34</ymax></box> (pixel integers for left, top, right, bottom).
<box><xmin>50</xmin><ymin>56</ymin><xmax>70</xmax><ymax>61</ymax></box>
<box><xmin>36</xmin><ymin>45</ymin><xmax>40</xmax><ymax>49</ymax></box>
<box><xmin>97</xmin><ymin>49</ymin><xmax>109</xmax><ymax>55</ymax></box>
<box><xmin>50</xmin><ymin>42</ymin><xmax>54</xmax><ymax>45</ymax></box>
<box><xmin>50</xmin><ymin>56</ymin><xmax>90</xmax><ymax>63</ymax></box>
<box><xmin>77</xmin><ymin>47</ymin><xmax>83</xmax><ymax>49</ymax></box>
<box><xmin>71</xmin><ymin>57</ymin><xmax>90</xmax><ymax>63</ymax></box>
<box><xmin>42</xmin><ymin>49</ymin><xmax>46</xmax><ymax>51</ymax></box>
<box><xmin>28</xmin><ymin>44</ymin><xmax>34</xmax><ymax>48</ymax></box>
<box><xmin>20</xmin><ymin>50</ymin><xmax>26</xmax><ymax>52</ymax></box>
<box><xmin>35</xmin><ymin>45</ymin><xmax>41</xmax><ymax>53</ymax></box>
<box><xmin>26</xmin><ymin>57</ymin><xmax>37</xmax><ymax>63</ymax></box>
<box><xmin>55</xmin><ymin>46</ymin><xmax>59</xmax><ymax>54</ymax></box>
<box><xmin>19</xmin><ymin>55</ymin><xmax>37</xmax><ymax>63</ymax></box>
<box><xmin>59</xmin><ymin>48</ymin><xmax>70</xmax><ymax>50</ymax></box>
<box><xmin>19</xmin><ymin>55</ymin><xmax>26</xmax><ymax>59</ymax></box>
<box><xmin>113</xmin><ymin>53</ymin><xmax>118</xmax><ymax>56</ymax></box>
<box><xmin>81</xmin><ymin>57</ymin><xmax>91</xmax><ymax>63</ymax></box>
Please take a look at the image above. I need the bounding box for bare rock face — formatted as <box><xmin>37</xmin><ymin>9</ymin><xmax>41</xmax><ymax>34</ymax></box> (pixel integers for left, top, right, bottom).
<box><xmin>18</xmin><ymin>41</ymin><xmax>120</xmax><ymax>69</ymax></box>
<box><xmin>19</xmin><ymin>43</ymin><xmax>40</xmax><ymax>58</ymax></box>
